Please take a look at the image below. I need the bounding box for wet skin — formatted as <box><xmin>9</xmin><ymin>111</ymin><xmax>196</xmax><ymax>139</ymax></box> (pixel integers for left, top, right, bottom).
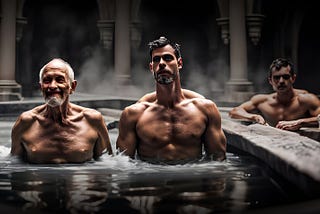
<box><xmin>116</xmin><ymin>45</ymin><xmax>226</xmax><ymax>163</ymax></box>
<box><xmin>229</xmin><ymin>65</ymin><xmax>320</xmax><ymax>130</ymax></box>
<box><xmin>11</xmin><ymin>59</ymin><xmax>112</xmax><ymax>163</ymax></box>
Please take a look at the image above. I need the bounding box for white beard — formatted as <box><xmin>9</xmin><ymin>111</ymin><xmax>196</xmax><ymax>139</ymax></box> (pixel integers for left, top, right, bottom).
<box><xmin>45</xmin><ymin>96</ymin><xmax>63</xmax><ymax>107</ymax></box>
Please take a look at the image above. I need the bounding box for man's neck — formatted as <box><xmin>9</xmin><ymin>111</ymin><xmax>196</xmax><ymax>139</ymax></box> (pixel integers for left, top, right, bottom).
<box><xmin>44</xmin><ymin>100</ymin><xmax>70</xmax><ymax>124</ymax></box>
<box><xmin>276</xmin><ymin>88</ymin><xmax>295</xmax><ymax>104</ymax></box>
<box><xmin>156</xmin><ymin>82</ymin><xmax>184</xmax><ymax>108</ymax></box>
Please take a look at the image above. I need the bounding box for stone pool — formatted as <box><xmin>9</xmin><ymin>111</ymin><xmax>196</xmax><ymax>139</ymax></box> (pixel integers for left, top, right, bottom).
<box><xmin>1</xmin><ymin>112</ymin><xmax>319</xmax><ymax>214</ymax></box>
<box><xmin>1</xmin><ymin>96</ymin><xmax>320</xmax><ymax>213</ymax></box>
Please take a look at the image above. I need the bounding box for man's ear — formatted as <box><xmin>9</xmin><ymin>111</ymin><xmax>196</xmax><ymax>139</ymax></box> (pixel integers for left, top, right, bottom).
<box><xmin>291</xmin><ymin>74</ymin><xmax>297</xmax><ymax>83</ymax></box>
<box><xmin>38</xmin><ymin>82</ymin><xmax>45</xmax><ymax>96</ymax></box>
<box><xmin>149</xmin><ymin>62</ymin><xmax>153</xmax><ymax>73</ymax></box>
<box><xmin>178</xmin><ymin>58</ymin><xmax>183</xmax><ymax>69</ymax></box>
<box><xmin>70</xmin><ymin>80</ymin><xmax>77</xmax><ymax>94</ymax></box>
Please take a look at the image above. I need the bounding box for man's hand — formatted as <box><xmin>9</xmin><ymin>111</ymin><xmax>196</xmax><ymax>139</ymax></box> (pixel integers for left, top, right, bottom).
<box><xmin>252</xmin><ymin>115</ymin><xmax>267</xmax><ymax>125</ymax></box>
<box><xmin>276</xmin><ymin>120</ymin><xmax>301</xmax><ymax>131</ymax></box>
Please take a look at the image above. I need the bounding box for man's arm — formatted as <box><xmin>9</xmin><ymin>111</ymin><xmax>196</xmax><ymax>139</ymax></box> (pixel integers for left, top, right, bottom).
<box><xmin>85</xmin><ymin>109</ymin><xmax>113</xmax><ymax>158</ymax></box>
<box><xmin>276</xmin><ymin>93</ymin><xmax>320</xmax><ymax>130</ymax></box>
<box><xmin>306</xmin><ymin>93</ymin><xmax>320</xmax><ymax>118</ymax></box>
<box><xmin>201</xmin><ymin>99</ymin><xmax>227</xmax><ymax>161</ymax></box>
<box><xmin>228</xmin><ymin>95</ymin><xmax>267</xmax><ymax>125</ymax></box>
<box><xmin>275</xmin><ymin>117</ymin><xmax>319</xmax><ymax>131</ymax></box>
<box><xmin>116</xmin><ymin>105</ymin><xmax>141</xmax><ymax>158</ymax></box>
<box><xmin>11</xmin><ymin>112</ymin><xmax>33</xmax><ymax>157</ymax></box>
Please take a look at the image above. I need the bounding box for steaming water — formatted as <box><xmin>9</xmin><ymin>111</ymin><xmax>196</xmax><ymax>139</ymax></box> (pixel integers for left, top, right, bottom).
<box><xmin>0</xmin><ymin>120</ymin><xmax>310</xmax><ymax>213</ymax></box>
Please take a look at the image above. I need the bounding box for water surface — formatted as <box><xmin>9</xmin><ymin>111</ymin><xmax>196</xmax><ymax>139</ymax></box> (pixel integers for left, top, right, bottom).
<box><xmin>0</xmin><ymin>120</ymin><xmax>312</xmax><ymax>213</ymax></box>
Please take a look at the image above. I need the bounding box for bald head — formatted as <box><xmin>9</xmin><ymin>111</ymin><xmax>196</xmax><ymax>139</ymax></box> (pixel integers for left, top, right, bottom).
<box><xmin>39</xmin><ymin>58</ymin><xmax>74</xmax><ymax>84</ymax></box>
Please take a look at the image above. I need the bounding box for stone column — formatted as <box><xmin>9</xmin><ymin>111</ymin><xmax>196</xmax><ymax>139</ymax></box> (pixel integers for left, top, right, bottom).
<box><xmin>97</xmin><ymin>0</ymin><xmax>115</xmax><ymax>50</ymax></box>
<box><xmin>130</xmin><ymin>0</ymin><xmax>141</xmax><ymax>48</ymax></box>
<box><xmin>225</xmin><ymin>0</ymin><xmax>253</xmax><ymax>103</ymax></box>
<box><xmin>0</xmin><ymin>0</ymin><xmax>22</xmax><ymax>101</ymax></box>
<box><xmin>114</xmin><ymin>0</ymin><xmax>131</xmax><ymax>86</ymax></box>
<box><xmin>97</xmin><ymin>20</ymin><xmax>115</xmax><ymax>50</ymax></box>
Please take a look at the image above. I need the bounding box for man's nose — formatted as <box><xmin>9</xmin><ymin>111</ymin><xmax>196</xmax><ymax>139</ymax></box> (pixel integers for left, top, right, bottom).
<box><xmin>49</xmin><ymin>80</ymin><xmax>58</xmax><ymax>88</ymax></box>
<box><xmin>160</xmin><ymin>57</ymin><xmax>166</xmax><ymax>63</ymax></box>
<box><xmin>159</xmin><ymin>58</ymin><xmax>166</xmax><ymax>68</ymax></box>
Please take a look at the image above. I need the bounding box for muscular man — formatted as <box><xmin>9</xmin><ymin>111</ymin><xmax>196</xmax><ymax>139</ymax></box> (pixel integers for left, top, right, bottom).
<box><xmin>116</xmin><ymin>36</ymin><xmax>226</xmax><ymax>164</ymax></box>
<box><xmin>229</xmin><ymin>58</ymin><xmax>320</xmax><ymax>131</ymax></box>
<box><xmin>11</xmin><ymin>58</ymin><xmax>113</xmax><ymax>163</ymax></box>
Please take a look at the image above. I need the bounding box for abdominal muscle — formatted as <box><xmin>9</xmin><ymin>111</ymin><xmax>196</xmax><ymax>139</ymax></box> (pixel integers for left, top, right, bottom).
<box><xmin>136</xmin><ymin>137</ymin><xmax>203</xmax><ymax>163</ymax></box>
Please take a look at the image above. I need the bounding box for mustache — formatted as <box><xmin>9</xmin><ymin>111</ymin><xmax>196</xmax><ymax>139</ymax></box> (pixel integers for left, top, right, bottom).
<box><xmin>45</xmin><ymin>88</ymin><xmax>62</xmax><ymax>96</ymax></box>
<box><xmin>46</xmin><ymin>88</ymin><xmax>62</xmax><ymax>92</ymax></box>
<box><xmin>157</xmin><ymin>69</ymin><xmax>172</xmax><ymax>75</ymax></box>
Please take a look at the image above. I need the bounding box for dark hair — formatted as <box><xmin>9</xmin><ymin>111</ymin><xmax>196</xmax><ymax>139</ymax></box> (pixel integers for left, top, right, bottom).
<box><xmin>269</xmin><ymin>58</ymin><xmax>295</xmax><ymax>77</ymax></box>
<box><xmin>148</xmin><ymin>36</ymin><xmax>181</xmax><ymax>59</ymax></box>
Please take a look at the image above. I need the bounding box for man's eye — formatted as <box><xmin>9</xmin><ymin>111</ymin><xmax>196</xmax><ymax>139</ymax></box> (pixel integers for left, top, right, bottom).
<box><xmin>162</xmin><ymin>54</ymin><xmax>174</xmax><ymax>61</ymax></box>
<box><xmin>273</xmin><ymin>74</ymin><xmax>291</xmax><ymax>80</ymax></box>
<box><xmin>56</xmin><ymin>78</ymin><xmax>65</xmax><ymax>83</ymax></box>
<box><xmin>152</xmin><ymin>54</ymin><xmax>174</xmax><ymax>62</ymax></box>
<box><xmin>152</xmin><ymin>56</ymin><xmax>161</xmax><ymax>62</ymax></box>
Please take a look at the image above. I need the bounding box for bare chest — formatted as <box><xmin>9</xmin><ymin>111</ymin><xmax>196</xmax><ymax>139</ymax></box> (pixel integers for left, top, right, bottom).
<box><xmin>21</xmin><ymin>122</ymin><xmax>98</xmax><ymax>163</ymax></box>
<box><xmin>259</xmin><ymin>99</ymin><xmax>309</xmax><ymax>123</ymax></box>
<box><xmin>136</xmin><ymin>108</ymin><xmax>206</xmax><ymax>143</ymax></box>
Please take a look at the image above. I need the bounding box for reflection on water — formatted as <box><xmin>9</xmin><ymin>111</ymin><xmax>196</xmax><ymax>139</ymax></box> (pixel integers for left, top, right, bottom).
<box><xmin>0</xmin><ymin>151</ymin><xmax>311</xmax><ymax>213</ymax></box>
<box><xmin>0</xmin><ymin>125</ymin><xmax>314</xmax><ymax>213</ymax></box>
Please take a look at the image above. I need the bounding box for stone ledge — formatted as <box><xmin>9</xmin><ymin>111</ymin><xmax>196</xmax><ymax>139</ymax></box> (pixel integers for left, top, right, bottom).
<box><xmin>298</xmin><ymin>127</ymin><xmax>320</xmax><ymax>142</ymax></box>
<box><xmin>222</xmin><ymin>118</ymin><xmax>320</xmax><ymax>196</ymax></box>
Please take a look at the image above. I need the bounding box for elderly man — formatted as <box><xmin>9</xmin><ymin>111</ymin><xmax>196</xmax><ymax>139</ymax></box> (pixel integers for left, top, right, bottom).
<box><xmin>116</xmin><ymin>36</ymin><xmax>226</xmax><ymax>164</ymax></box>
<box><xmin>11</xmin><ymin>58</ymin><xmax>113</xmax><ymax>163</ymax></box>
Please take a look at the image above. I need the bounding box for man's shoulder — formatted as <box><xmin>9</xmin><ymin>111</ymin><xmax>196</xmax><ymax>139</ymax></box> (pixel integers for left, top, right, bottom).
<box><xmin>295</xmin><ymin>89</ymin><xmax>319</xmax><ymax>103</ymax></box>
<box><xmin>83</xmin><ymin>108</ymin><xmax>101</xmax><ymax>117</ymax></box>
<box><xmin>294</xmin><ymin>88</ymin><xmax>316</xmax><ymax>98</ymax></box>
<box><xmin>186</xmin><ymin>98</ymin><xmax>219</xmax><ymax>114</ymax></box>
<box><xmin>18</xmin><ymin>111</ymin><xmax>35</xmax><ymax>123</ymax></box>
<box><xmin>189</xmin><ymin>97</ymin><xmax>215</xmax><ymax>106</ymax></box>
<box><xmin>250</xmin><ymin>93</ymin><xmax>272</xmax><ymax>103</ymax></box>
<box><xmin>118</xmin><ymin>102</ymin><xmax>151</xmax><ymax>124</ymax></box>
<box><xmin>124</xmin><ymin>102</ymin><xmax>151</xmax><ymax>113</ymax></box>
<box><xmin>294</xmin><ymin>88</ymin><xmax>309</xmax><ymax>94</ymax></box>
<box><xmin>137</xmin><ymin>91</ymin><xmax>156</xmax><ymax>103</ymax></box>
<box><xmin>76</xmin><ymin>106</ymin><xmax>102</xmax><ymax>121</ymax></box>
<box><xmin>67</xmin><ymin>103</ymin><xmax>103</xmax><ymax>123</ymax></box>
<box><xmin>18</xmin><ymin>104</ymin><xmax>46</xmax><ymax>122</ymax></box>
<box><xmin>252</xmin><ymin>93</ymin><xmax>272</xmax><ymax>99</ymax></box>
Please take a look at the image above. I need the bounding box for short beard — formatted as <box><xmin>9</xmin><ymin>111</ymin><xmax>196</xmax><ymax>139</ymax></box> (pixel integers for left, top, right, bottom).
<box><xmin>45</xmin><ymin>96</ymin><xmax>63</xmax><ymax>107</ymax></box>
<box><xmin>154</xmin><ymin>72</ymin><xmax>176</xmax><ymax>85</ymax></box>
